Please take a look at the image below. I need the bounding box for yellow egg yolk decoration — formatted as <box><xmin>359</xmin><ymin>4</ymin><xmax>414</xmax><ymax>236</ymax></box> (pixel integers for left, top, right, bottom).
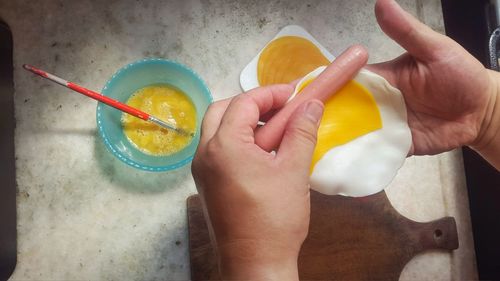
<box><xmin>258</xmin><ymin>36</ymin><xmax>330</xmax><ymax>85</ymax></box>
<box><xmin>258</xmin><ymin>35</ymin><xmax>383</xmax><ymax>170</ymax></box>
<box><xmin>297</xmin><ymin>79</ymin><xmax>383</xmax><ymax>171</ymax></box>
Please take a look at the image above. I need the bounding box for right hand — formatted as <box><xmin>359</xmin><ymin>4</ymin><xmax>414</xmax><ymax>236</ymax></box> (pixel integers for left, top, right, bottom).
<box><xmin>192</xmin><ymin>85</ymin><xmax>324</xmax><ymax>280</ymax></box>
<box><xmin>367</xmin><ymin>0</ymin><xmax>499</xmax><ymax>159</ymax></box>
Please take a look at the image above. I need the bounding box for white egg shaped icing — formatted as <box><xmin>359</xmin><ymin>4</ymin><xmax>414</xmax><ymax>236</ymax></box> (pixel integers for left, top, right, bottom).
<box><xmin>293</xmin><ymin>66</ymin><xmax>412</xmax><ymax>197</ymax></box>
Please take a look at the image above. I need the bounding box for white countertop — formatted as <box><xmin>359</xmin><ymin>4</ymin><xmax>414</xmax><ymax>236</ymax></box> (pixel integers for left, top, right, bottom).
<box><xmin>0</xmin><ymin>0</ymin><xmax>477</xmax><ymax>280</ymax></box>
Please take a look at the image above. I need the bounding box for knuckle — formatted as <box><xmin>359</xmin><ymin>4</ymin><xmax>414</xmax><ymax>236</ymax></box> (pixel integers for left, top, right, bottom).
<box><xmin>191</xmin><ymin>138</ymin><xmax>224</xmax><ymax>183</ymax></box>
<box><xmin>205</xmin><ymin>102</ymin><xmax>222</xmax><ymax>116</ymax></box>
<box><xmin>288</xmin><ymin>121</ymin><xmax>318</xmax><ymax>146</ymax></box>
<box><xmin>205</xmin><ymin>140</ymin><xmax>217</xmax><ymax>158</ymax></box>
<box><xmin>205</xmin><ymin>137</ymin><xmax>224</xmax><ymax>160</ymax></box>
<box><xmin>232</xmin><ymin>94</ymin><xmax>252</xmax><ymax>105</ymax></box>
<box><xmin>192</xmin><ymin>136</ymin><xmax>222</xmax><ymax>165</ymax></box>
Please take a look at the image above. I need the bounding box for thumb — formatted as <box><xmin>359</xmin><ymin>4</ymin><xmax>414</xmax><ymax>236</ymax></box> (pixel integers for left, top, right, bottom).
<box><xmin>375</xmin><ymin>0</ymin><xmax>450</xmax><ymax>61</ymax></box>
<box><xmin>276</xmin><ymin>100</ymin><xmax>324</xmax><ymax>170</ymax></box>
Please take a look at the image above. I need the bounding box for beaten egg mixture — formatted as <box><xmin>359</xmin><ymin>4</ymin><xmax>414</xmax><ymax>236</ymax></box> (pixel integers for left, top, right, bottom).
<box><xmin>122</xmin><ymin>84</ymin><xmax>196</xmax><ymax>156</ymax></box>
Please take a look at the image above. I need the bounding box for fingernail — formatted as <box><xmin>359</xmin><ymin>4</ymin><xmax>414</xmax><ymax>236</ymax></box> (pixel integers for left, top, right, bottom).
<box><xmin>304</xmin><ymin>101</ymin><xmax>324</xmax><ymax>124</ymax></box>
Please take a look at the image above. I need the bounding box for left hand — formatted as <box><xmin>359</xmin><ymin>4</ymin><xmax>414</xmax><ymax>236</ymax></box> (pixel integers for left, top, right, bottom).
<box><xmin>191</xmin><ymin>84</ymin><xmax>324</xmax><ymax>280</ymax></box>
<box><xmin>367</xmin><ymin>0</ymin><xmax>495</xmax><ymax>155</ymax></box>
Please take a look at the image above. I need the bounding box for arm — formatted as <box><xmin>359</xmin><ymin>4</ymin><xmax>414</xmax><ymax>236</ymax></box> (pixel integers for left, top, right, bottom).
<box><xmin>218</xmin><ymin>241</ymin><xmax>300</xmax><ymax>280</ymax></box>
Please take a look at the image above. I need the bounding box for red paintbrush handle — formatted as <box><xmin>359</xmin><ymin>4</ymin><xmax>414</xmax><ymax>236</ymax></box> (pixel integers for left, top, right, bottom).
<box><xmin>23</xmin><ymin>64</ymin><xmax>190</xmax><ymax>134</ymax></box>
<box><xmin>23</xmin><ymin>64</ymin><xmax>151</xmax><ymax>121</ymax></box>
<box><xmin>67</xmin><ymin>82</ymin><xmax>150</xmax><ymax>121</ymax></box>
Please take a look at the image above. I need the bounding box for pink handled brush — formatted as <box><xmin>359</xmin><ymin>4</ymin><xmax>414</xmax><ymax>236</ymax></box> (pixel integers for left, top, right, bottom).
<box><xmin>23</xmin><ymin>64</ymin><xmax>193</xmax><ymax>136</ymax></box>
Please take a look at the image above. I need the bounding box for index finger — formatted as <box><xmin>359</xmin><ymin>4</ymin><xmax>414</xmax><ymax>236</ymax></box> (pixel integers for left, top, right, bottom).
<box><xmin>255</xmin><ymin>45</ymin><xmax>368</xmax><ymax>151</ymax></box>
<box><xmin>216</xmin><ymin>84</ymin><xmax>294</xmax><ymax>143</ymax></box>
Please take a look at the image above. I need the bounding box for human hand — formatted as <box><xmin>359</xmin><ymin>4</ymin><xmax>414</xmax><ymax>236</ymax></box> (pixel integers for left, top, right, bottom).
<box><xmin>368</xmin><ymin>0</ymin><xmax>499</xmax><ymax>157</ymax></box>
<box><xmin>191</xmin><ymin>85</ymin><xmax>324</xmax><ymax>280</ymax></box>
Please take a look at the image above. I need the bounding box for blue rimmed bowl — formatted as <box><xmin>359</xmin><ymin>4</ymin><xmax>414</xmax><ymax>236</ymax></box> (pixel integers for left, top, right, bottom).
<box><xmin>96</xmin><ymin>58</ymin><xmax>212</xmax><ymax>171</ymax></box>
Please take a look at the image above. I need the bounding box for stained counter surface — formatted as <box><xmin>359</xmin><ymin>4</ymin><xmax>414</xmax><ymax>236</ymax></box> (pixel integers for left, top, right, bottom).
<box><xmin>0</xmin><ymin>0</ymin><xmax>476</xmax><ymax>280</ymax></box>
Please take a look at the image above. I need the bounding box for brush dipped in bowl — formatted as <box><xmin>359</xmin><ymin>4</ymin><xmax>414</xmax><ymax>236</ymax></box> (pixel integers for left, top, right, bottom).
<box><xmin>97</xmin><ymin>58</ymin><xmax>212</xmax><ymax>171</ymax></box>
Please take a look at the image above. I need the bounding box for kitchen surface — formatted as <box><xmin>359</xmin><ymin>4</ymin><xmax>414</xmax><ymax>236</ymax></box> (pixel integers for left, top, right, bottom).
<box><xmin>0</xmin><ymin>0</ymin><xmax>477</xmax><ymax>280</ymax></box>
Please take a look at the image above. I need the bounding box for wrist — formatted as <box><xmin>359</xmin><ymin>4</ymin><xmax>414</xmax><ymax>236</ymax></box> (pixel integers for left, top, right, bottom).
<box><xmin>218</xmin><ymin>240</ymin><xmax>300</xmax><ymax>280</ymax></box>
<box><xmin>470</xmin><ymin>70</ymin><xmax>500</xmax><ymax>169</ymax></box>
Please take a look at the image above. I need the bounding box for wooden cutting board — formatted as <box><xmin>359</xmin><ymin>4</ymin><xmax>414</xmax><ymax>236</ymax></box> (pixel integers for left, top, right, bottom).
<box><xmin>187</xmin><ymin>191</ymin><xmax>458</xmax><ymax>280</ymax></box>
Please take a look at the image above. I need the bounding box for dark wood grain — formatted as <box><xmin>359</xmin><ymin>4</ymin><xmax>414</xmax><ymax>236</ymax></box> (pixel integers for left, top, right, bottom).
<box><xmin>188</xmin><ymin>191</ymin><xmax>458</xmax><ymax>281</ymax></box>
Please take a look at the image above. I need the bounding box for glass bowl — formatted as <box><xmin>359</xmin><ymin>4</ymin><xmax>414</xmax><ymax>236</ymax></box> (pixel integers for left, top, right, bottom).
<box><xmin>96</xmin><ymin>58</ymin><xmax>212</xmax><ymax>171</ymax></box>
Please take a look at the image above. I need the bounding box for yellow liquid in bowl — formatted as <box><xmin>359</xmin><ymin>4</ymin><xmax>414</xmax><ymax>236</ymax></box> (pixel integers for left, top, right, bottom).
<box><xmin>122</xmin><ymin>84</ymin><xmax>197</xmax><ymax>156</ymax></box>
